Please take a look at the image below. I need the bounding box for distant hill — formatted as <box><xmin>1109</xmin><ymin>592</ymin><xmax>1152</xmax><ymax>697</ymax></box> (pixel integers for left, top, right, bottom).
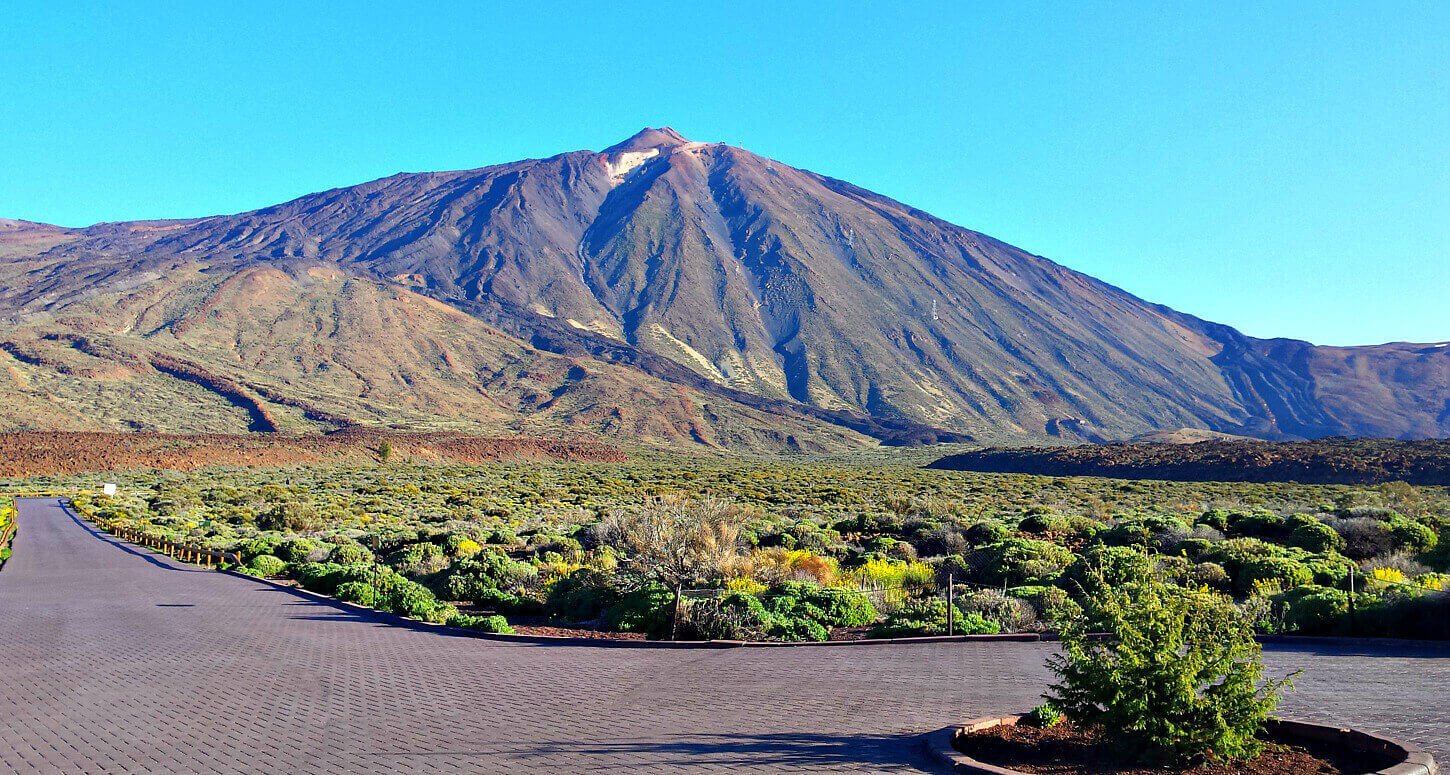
<box><xmin>926</xmin><ymin>438</ymin><xmax>1450</xmax><ymax>485</ymax></box>
<box><xmin>1128</xmin><ymin>428</ymin><xmax>1258</xmax><ymax>444</ymax></box>
<box><xmin>2</xmin><ymin>128</ymin><xmax>1447</xmax><ymax>450</ymax></box>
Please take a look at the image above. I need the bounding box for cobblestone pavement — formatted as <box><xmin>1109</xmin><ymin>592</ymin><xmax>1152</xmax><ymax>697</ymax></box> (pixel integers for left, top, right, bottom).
<box><xmin>1</xmin><ymin>498</ymin><xmax>1446</xmax><ymax>774</ymax></box>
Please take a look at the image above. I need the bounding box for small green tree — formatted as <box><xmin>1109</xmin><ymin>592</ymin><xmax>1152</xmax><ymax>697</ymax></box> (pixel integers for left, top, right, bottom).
<box><xmin>376</xmin><ymin>440</ymin><xmax>394</xmax><ymax>463</ymax></box>
<box><xmin>1048</xmin><ymin>558</ymin><xmax>1295</xmax><ymax>765</ymax></box>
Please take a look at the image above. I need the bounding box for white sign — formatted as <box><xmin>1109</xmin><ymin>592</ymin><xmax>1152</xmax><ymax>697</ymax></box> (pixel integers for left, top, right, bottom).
<box><xmin>102</xmin><ymin>483</ymin><xmax>117</xmax><ymax>496</ymax></box>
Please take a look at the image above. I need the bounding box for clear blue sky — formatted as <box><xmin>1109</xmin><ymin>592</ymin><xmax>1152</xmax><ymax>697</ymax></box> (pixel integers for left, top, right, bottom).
<box><xmin>2</xmin><ymin>2</ymin><xmax>1446</xmax><ymax>346</ymax></box>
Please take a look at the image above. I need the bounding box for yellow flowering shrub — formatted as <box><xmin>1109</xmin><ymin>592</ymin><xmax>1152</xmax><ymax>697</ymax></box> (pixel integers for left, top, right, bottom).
<box><xmin>846</xmin><ymin>558</ymin><xmax>935</xmax><ymax>589</ymax></box>
<box><xmin>726</xmin><ymin>577</ymin><xmax>767</xmax><ymax>596</ymax></box>
<box><xmin>1370</xmin><ymin>567</ymin><xmax>1407</xmax><ymax>585</ymax></box>
<box><xmin>455</xmin><ymin>538</ymin><xmax>483</xmax><ymax>556</ymax></box>
<box><xmin>1416</xmin><ymin>574</ymin><xmax>1448</xmax><ymax>592</ymax></box>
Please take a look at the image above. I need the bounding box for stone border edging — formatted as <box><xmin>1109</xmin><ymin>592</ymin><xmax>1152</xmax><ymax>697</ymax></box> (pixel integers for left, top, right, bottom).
<box><xmin>926</xmin><ymin>715</ymin><xmax>1439</xmax><ymax>775</ymax></box>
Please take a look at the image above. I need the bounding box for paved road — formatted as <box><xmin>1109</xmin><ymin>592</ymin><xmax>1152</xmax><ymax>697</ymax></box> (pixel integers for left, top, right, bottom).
<box><xmin>1</xmin><ymin>498</ymin><xmax>1446</xmax><ymax>774</ymax></box>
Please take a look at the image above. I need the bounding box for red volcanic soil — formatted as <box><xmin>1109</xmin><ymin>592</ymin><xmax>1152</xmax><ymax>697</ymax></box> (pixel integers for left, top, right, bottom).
<box><xmin>956</xmin><ymin>721</ymin><xmax>1396</xmax><ymax>774</ymax></box>
<box><xmin>0</xmin><ymin>431</ymin><xmax>627</xmax><ymax>477</ymax></box>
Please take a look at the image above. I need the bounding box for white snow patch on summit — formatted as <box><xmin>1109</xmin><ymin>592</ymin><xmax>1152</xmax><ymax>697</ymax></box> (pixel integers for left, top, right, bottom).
<box><xmin>606</xmin><ymin>149</ymin><xmax>659</xmax><ymax>185</ymax></box>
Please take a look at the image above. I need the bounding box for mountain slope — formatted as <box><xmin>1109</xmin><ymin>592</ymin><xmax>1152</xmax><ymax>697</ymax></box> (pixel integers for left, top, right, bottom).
<box><xmin>3</xmin><ymin>128</ymin><xmax>1446</xmax><ymax>443</ymax></box>
<box><xmin>0</xmin><ymin>258</ymin><xmax>883</xmax><ymax>450</ymax></box>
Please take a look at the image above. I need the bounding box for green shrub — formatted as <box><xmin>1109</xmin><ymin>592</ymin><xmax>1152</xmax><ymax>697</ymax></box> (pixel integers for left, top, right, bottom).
<box><xmin>1231</xmin><ymin>510</ymin><xmax>1288</xmax><ymax>539</ymax></box>
<box><xmin>817</xmin><ymin>588</ymin><xmax>878</xmax><ymax>627</ymax></box>
<box><xmin>487</xmin><ymin>527</ymin><xmax>519</xmax><ymax>546</ymax></box>
<box><xmin>1183</xmin><ymin>561</ymin><xmax>1231</xmax><ymax>591</ymax></box>
<box><xmin>1026</xmin><ymin>703</ymin><xmax>1064</xmax><ymax>728</ymax></box>
<box><xmin>681</xmin><ymin>592</ymin><xmax>773</xmax><ymax>640</ymax></box>
<box><xmin>1048</xmin><ymin>561</ymin><xmax>1292</xmax><ymax>765</ymax></box>
<box><xmin>866</xmin><ymin>598</ymin><xmax>999</xmax><ymax>638</ymax></box>
<box><xmin>437</xmin><ymin>551</ymin><xmax>536</xmax><ymax>603</ymax></box>
<box><xmin>328</xmin><ymin>543</ymin><xmax>374</xmax><ymax>565</ymax></box>
<box><xmin>1100</xmin><ymin>522</ymin><xmax>1151</xmax><ymax>547</ymax></box>
<box><xmin>980</xmin><ymin>538</ymin><xmax>1073</xmax><ymax>586</ymax></box>
<box><xmin>1007</xmin><ymin>585</ymin><xmax>1082</xmax><ymax>625</ymax></box>
<box><xmin>1019</xmin><ymin>512</ymin><xmax>1067</xmax><ymax>535</ymax></box>
<box><xmin>964</xmin><ymin>521</ymin><xmax>1009</xmax><ymax>546</ymax></box>
<box><xmin>604</xmin><ymin>584</ymin><xmax>675</xmax><ymax>639</ymax></box>
<box><xmin>259</xmin><ymin>501</ymin><xmax>323</xmax><ymax>533</ymax></box>
<box><xmin>762</xmin><ymin>582</ymin><xmax>877</xmax><ymax>628</ymax></box>
<box><xmin>1061</xmin><ymin>546</ymin><xmax>1153</xmax><ymax>598</ymax></box>
<box><xmin>386</xmin><ymin>541</ymin><xmax>449</xmax><ymax>576</ymax></box>
<box><xmin>868</xmin><ymin>598</ymin><xmax>947</xmax><ymax>638</ymax></box>
<box><xmin>1305</xmin><ymin>556</ymin><xmax>1351</xmax><ymax>588</ymax></box>
<box><xmin>1236</xmin><ymin>557</ymin><xmax>1312</xmax><ymax>595</ymax></box>
<box><xmin>958</xmin><ymin>589</ymin><xmax>1037</xmax><ymax>632</ymax></box>
<box><xmin>295</xmin><ymin>562</ymin><xmax>345</xmax><ymax>594</ymax></box>
<box><xmin>280</xmin><ymin>538</ymin><xmax>326</xmax><ymax>564</ymax></box>
<box><xmin>1104</xmin><ymin>515</ymin><xmax>1190</xmax><ymax>549</ymax></box>
<box><xmin>766</xmin><ymin>613</ymin><xmax>830</xmax><ymax>642</ymax></box>
<box><xmin>1287</xmin><ymin>521</ymin><xmax>1344</xmax><ymax>553</ymax></box>
<box><xmin>448</xmin><ymin>613</ymin><xmax>514</xmax><ymax>634</ymax></box>
<box><xmin>466</xmin><ymin>587</ymin><xmax>542</xmax><ymax>615</ymax></box>
<box><xmin>241</xmin><ymin>535</ymin><xmax>283</xmax><ymax>562</ymax></box>
<box><xmin>383</xmin><ymin>579</ymin><xmax>441</xmax><ymax>619</ymax></box>
<box><xmin>1273</xmin><ymin>585</ymin><xmax>1349</xmax><ymax>634</ymax></box>
<box><xmin>954</xmin><ymin>611</ymin><xmax>1000</xmax><ymax>635</ymax></box>
<box><xmin>544</xmin><ymin>569</ymin><xmax>621</xmax><ymax>622</ymax></box>
<box><xmin>1388</xmin><ymin>517</ymin><xmax>1437</xmax><ymax>554</ymax></box>
<box><xmin>1065</xmin><ymin>516</ymin><xmax>1105</xmax><ymax>540</ymax></box>
<box><xmin>1177</xmin><ymin>538</ymin><xmax>1214</xmax><ymax>560</ymax></box>
<box><xmin>1199</xmin><ymin>538</ymin><xmax>1282</xmax><ymax>579</ymax></box>
<box><xmin>333</xmin><ymin>562</ymin><xmax>401</xmax><ymax>597</ymax></box>
<box><xmin>1197</xmin><ymin>509</ymin><xmax>1231</xmax><ymax>532</ymax></box>
<box><xmin>246</xmin><ymin>554</ymin><xmax>287</xmax><ymax>577</ymax></box>
<box><xmin>424</xmin><ymin>602</ymin><xmax>458</xmax><ymax>624</ymax></box>
<box><xmin>336</xmin><ymin>581</ymin><xmax>379</xmax><ymax>607</ymax></box>
<box><xmin>1422</xmin><ymin>524</ymin><xmax>1450</xmax><ymax>571</ymax></box>
<box><xmin>1358</xmin><ymin>589</ymin><xmax>1450</xmax><ymax>639</ymax></box>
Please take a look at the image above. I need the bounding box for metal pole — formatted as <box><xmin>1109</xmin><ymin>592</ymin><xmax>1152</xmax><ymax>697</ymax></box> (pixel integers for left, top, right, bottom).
<box><xmin>1348</xmin><ymin>566</ymin><xmax>1357</xmax><ymax>635</ymax></box>
<box><xmin>947</xmin><ymin>572</ymin><xmax>955</xmax><ymax>637</ymax></box>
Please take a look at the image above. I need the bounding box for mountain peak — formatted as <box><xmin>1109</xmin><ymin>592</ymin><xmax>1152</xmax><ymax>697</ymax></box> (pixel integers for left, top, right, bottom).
<box><xmin>604</xmin><ymin>127</ymin><xmax>691</xmax><ymax>153</ymax></box>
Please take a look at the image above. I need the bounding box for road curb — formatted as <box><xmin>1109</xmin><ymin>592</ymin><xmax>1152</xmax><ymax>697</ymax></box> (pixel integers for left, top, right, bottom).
<box><xmin>1256</xmin><ymin>634</ymin><xmax>1450</xmax><ymax>649</ymax></box>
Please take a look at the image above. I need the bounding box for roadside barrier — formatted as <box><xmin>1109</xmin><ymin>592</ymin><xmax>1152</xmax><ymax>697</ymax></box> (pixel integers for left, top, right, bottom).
<box><xmin>102</xmin><ymin>523</ymin><xmax>242</xmax><ymax>568</ymax></box>
<box><xmin>0</xmin><ymin>499</ymin><xmax>17</xmax><ymax>558</ymax></box>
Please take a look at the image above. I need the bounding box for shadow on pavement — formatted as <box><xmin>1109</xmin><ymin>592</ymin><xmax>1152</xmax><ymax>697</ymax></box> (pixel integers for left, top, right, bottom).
<box><xmin>248</xmin><ymin>582</ymin><xmax>675</xmax><ymax>649</ymax></box>
<box><xmin>515</xmin><ymin>732</ymin><xmax>941</xmax><ymax>771</ymax></box>
<box><xmin>57</xmin><ymin>501</ymin><xmax>210</xmax><ymax>573</ymax></box>
<box><xmin>1262</xmin><ymin>639</ymin><xmax>1450</xmax><ymax>659</ymax></box>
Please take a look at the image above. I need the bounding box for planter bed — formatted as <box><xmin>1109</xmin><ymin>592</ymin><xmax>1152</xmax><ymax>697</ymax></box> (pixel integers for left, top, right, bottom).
<box><xmin>941</xmin><ymin>715</ymin><xmax>1435</xmax><ymax>775</ymax></box>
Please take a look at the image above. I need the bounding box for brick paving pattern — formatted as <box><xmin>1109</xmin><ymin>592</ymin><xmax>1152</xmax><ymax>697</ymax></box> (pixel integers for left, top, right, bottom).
<box><xmin>1</xmin><ymin>497</ymin><xmax>1446</xmax><ymax>773</ymax></box>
